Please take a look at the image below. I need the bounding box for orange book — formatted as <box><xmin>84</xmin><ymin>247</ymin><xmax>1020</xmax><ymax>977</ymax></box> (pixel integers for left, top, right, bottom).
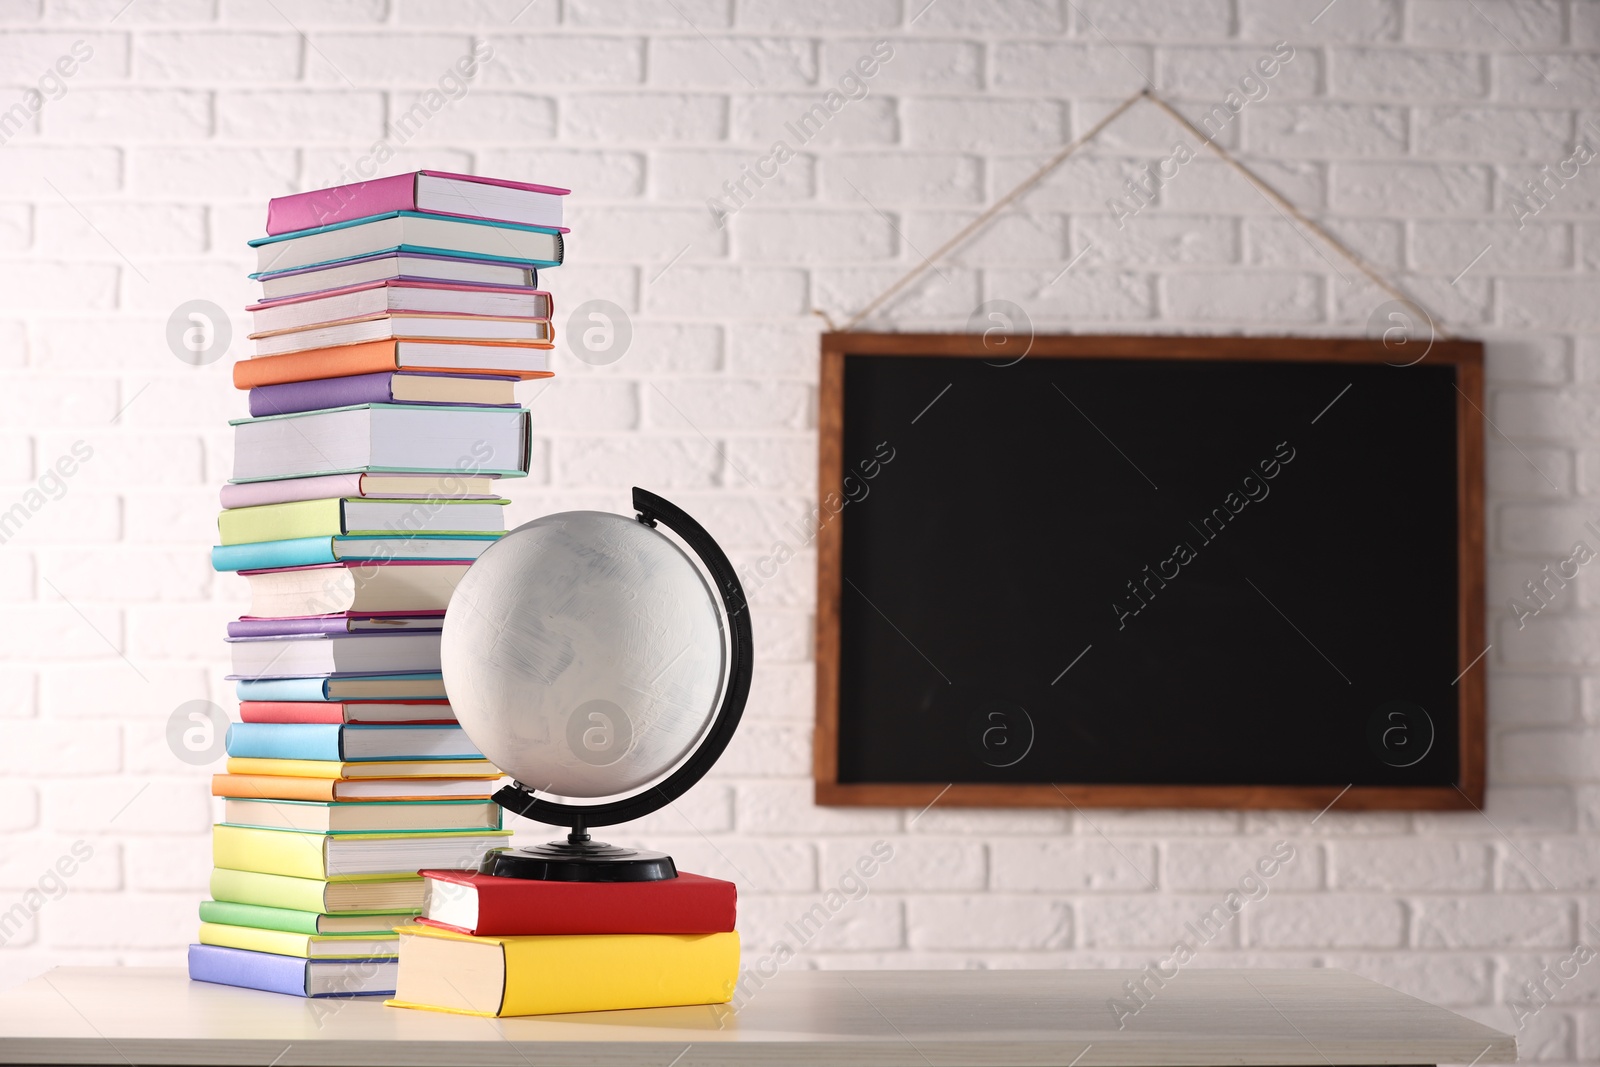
<box><xmin>233</xmin><ymin>338</ymin><xmax>553</xmax><ymax>389</ymax></box>
<box><xmin>212</xmin><ymin>774</ymin><xmax>498</xmax><ymax>803</ymax></box>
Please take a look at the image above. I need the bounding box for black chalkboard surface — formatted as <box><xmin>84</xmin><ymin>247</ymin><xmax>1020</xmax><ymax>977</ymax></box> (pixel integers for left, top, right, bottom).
<box><xmin>815</xmin><ymin>334</ymin><xmax>1485</xmax><ymax>810</ymax></box>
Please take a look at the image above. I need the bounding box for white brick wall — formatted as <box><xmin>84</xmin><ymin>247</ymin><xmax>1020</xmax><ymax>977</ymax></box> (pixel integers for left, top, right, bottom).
<box><xmin>0</xmin><ymin>0</ymin><xmax>1597</xmax><ymax>1057</ymax></box>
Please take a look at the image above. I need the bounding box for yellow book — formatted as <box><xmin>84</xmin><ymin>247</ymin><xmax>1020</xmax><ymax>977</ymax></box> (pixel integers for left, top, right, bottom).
<box><xmin>225</xmin><ymin>757</ymin><xmax>499</xmax><ymax>780</ymax></box>
<box><xmin>211</xmin><ymin>824</ymin><xmax>511</xmax><ymax>880</ymax></box>
<box><xmin>209</xmin><ymin>868</ymin><xmax>425</xmax><ymax>913</ymax></box>
<box><xmin>218</xmin><ymin>497</ymin><xmax>509</xmax><ymax>546</ymax></box>
<box><xmin>387</xmin><ymin>924</ymin><xmax>740</xmax><ymax>1017</ymax></box>
<box><xmin>198</xmin><ymin>921</ymin><xmax>400</xmax><ymax>959</ymax></box>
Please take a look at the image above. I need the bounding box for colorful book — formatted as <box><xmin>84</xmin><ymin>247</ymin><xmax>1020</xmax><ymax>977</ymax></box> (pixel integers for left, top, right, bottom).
<box><xmin>199</xmin><ymin>900</ymin><xmax>414</xmax><ymax>935</ymax></box>
<box><xmin>218</xmin><ymin>497</ymin><xmax>508</xmax><ymax>546</ymax></box>
<box><xmin>199</xmin><ymin>921</ymin><xmax>398</xmax><ymax>960</ymax></box>
<box><xmin>210</xmin><ymin>868</ymin><xmax>426</xmax><ymax>913</ymax></box>
<box><xmin>266</xmin><ymin>171</ymin><xmax>569</xmax><ymax>235</ymax></box>
<box><xmin>187</xmin><ymin>943</ymin><xmax>397</xmax><ymax>998</ymax></box>
<box><xmin>235</xmin><ymin>674</ymin><xmax>448</xmax><ymax>702</ymax></box>
<box><xmin>223</xmin><ymin>757</ymin><xmax>497</xmax><ymax>779</ymax></box>
<box><xmin>236</xmin><ymin>561</ymin><xmax>469</xmax><ymax>617</ymax></box>
<box><xmin>249</xmin><ymin>371</ymin><xmax>518</xmax><ymax>418</ymax></box>
<box><xmin>221</xmin><ymin>473</ymin><xmax>502</xmax><ymax>510</ymax></box>
<box><xmin>214</xmin><ymin>773</ymin><xmax>497</xmax><ymax>803</ymax></box>
<box><xmin>227</xmin><ymin>631</ymin><xmax>442</xmax><ymax>679</ymax></box>
<box><xmin>388</xmin><ymin>925</ymin><xmax>739</xmax><ymax>1017</ymax></box>
<box><xmin>249</xmin><ymin>281</ymin><xmax>553</xmax><ymax>332</ymax></box>
<box><xmin>223</xmin><ymin>798</ymin><xmax>501</xmax><ymax>834</ymax></box>
<box><xmin>250</xmin><ymin>211</ymin><xmax>564</xmax><ymax>275</ymax></box>
<box><xmin>251</xmin><ymin>313</ymin><xmax>553</xmax><ymax>358</ymax></box>
<box><xmin>257</xmin><ymin>252</ymin><xmax>537</xmax><ymax>302</ymax></box>
<box><xmin>230</xmin><ymin>403</ymin><xmax>531</xmax><ymax>483</ymax></box>
<box><xmin>225</xmin><ymin>723</ymin><xmax>479</xmax><ymax>762</ymax></box>
<box><xmin>419</xmin><ymin>870</ymin><xmax>736</xmax><ymax>937</ymax></box>
<box><xmin>240</xmin><ymin>700</ymin><xmax>454</xmax><ymax>724</ymax></box>
<box><xmin>234</xmin><ymin>339</ymin><xmax>552</xmax><ymax>389</ymax></box>
<box><xmin>212</xmin><ymin>536</ymin><xmax>496</xmax><ymax>572</ymax></box>
<box><xmin>227</xmin><ymin>615</ymin><xmax>444</xmax><ymax>638</ymax></box>
<box><xmin>212</xmin><ymin>825</ymin><xmax>511</xmax><ymax>879</ymax></box>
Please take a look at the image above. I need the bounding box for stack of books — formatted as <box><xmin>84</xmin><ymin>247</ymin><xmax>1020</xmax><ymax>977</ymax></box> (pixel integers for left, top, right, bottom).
<box><xmin>188</xmin><ymin>171</ymin><xmax>568</xmax><ymax>999</ymax></box>
<box><xmin>388</xmin><ymin>868</ymin><xmax>740</xmax><ymax>1016</ymax></box>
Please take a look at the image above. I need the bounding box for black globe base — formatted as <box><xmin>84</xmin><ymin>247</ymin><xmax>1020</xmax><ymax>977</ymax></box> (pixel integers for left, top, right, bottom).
<box><xmin>480</xmin><ymin>828</ymin><xmax>678</xmax><ymax>882</ymax></box>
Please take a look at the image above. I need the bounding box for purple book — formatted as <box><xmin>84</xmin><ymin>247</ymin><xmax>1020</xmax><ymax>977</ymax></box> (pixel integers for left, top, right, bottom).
<box><xmin>247</xmin><ymin>371</ymin><xmax>519</xmax><ymax>417</ymax></box>
<box><xmin>188</xmin><ymin>944</ymin><xmax>396</xmax><ymax>998</ymax></box>
<box><xmin>228</xmin><ymin>614</ymin><xmax>445</xmax><ymax>638</ymax></box>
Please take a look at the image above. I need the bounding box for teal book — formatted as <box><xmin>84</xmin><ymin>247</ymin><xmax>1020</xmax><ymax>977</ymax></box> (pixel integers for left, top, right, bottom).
<box><xmin>225</xmin><ymin>723</ymin><xmax>481</xmax><ymax>762</ymax></box>
<box><xmin>249</xmin><ymin>211</ymin><xmax>565</xmax><ymax>276</ymax></box>
<box><xmin>235</xmin><ymin>673</ymin><xmax>446</xmax><ymax>702</ymax></box>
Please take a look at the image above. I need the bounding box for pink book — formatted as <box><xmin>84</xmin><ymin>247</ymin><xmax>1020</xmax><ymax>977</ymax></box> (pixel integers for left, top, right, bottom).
<box><xmin>267</xmin><ymin>171</ymin><xmax>571</xmax><ymax>236</ymax></box>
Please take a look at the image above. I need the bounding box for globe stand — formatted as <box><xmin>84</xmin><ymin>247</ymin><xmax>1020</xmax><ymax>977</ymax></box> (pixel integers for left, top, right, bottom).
<box><xmin>478</xmin><ymin>809</ymin><xmax>678</xmax><ymax>883</ymax></box>
<box><xmin>457</xmin><ymin>488</ymin><xmax>754</xmax><ymax>887</ymax></box>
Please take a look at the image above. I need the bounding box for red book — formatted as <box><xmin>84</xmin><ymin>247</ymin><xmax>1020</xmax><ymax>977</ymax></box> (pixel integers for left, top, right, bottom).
<box><xmin>240</xmin><ymin>700</ymin><xmax>455</xmax><ymax>725</ymax></box>
<box><xmin>417</xmin><ymin>869</ymin><xmax>736</xmax><ymax>936</ymax></box>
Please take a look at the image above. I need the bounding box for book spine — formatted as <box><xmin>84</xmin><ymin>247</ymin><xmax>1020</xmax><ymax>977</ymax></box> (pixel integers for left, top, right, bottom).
<box><xmin>235</xmin><ymin>677</ymin><xmax>334</xmax><ymax>701</ymax></box>
<box><xmin>212</xmin><ymin>773</ymin><xmax>339</xmax><ymax>802</ymax></box>
<box><xmin>188</xmin><ymin>943</ymin><xmax>312</xmax><ymax>997</ymax></box>
<box><xmin>221</xmin><ymin>474</ymin><xmax>365</xmax><ymax>509</ymax></box>
<box><xmin>199</xmin><ymin>899</ymin><xmax>324</xmax><ymax>935</ymax></box>
<box><xmin>213</xmin><ymin>538</ymin><xmax>337</xmax><ymax>572</ymax></box>
<box><xmin>266</xmin><ymin>173</ymin><xmax>417</xmax><ymax>236</ymax></box>
<box><xmin>226</xmin><ymin>723</ymin><xmax>343</xmax><ymax>762</ymax></box>
<box><xmin>210</xmin><ymin>869</ymin><xmax>331</xmax><ymax>912</ymax></box>
<box><xmin>229</xmin><ymin>617</ymin><xmax>354</xmax><ymax>638</ymax></box>
<box><xmin>249</xmin><ymin>373</ymin><xmax>397</xmax><ymax>417</ymax></box>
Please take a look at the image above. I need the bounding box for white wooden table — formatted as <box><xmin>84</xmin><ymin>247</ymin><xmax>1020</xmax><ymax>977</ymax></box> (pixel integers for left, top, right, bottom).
<box><xmin>0</xmin><ymin>966</ymin><xmax>1515</xmax><ymax>1066</ymax></box>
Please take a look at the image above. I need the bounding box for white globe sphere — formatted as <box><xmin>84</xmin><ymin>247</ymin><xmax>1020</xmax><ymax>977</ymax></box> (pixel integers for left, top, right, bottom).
<box><xmin>440</xmin><ymin>511</ymin><xmax>728</xmax><ymax>801</ymax></box>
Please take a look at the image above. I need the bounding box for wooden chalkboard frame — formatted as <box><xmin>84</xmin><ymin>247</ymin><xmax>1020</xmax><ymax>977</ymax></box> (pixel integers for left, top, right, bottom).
<box><xmin>814</xmin><ymin>332</ymin><xmax>1486</xmax><ymax>811</ymax></box>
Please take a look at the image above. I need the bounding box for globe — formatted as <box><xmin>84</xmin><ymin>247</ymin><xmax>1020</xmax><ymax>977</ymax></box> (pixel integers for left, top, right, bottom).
<box><xmin>440</xmin><ymin>509</ymin><xmax>730</xmax><ymax>804</ymax></box>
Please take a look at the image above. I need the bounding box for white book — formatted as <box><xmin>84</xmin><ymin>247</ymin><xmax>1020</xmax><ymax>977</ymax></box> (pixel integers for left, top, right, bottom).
<box><xmin>229</xmin><ymin>404</ymin><xmax>530</xmax><ymax>483</ymax></box>
<box><xmin>244</xmin><ymin>562</ymin><xmax>469</xmax><ymax>617</ymax></box>
<box><xmin>250</xmin><ymin>313</ymin><xmax>552</xmax><ymax>357</ymax></box>
<box><xmin>228</xmin><ymin>632</ymin><xmax>442</xmax><ymax>679</ymax></box>
<box><xmin>250</xmin><ymin>284</ymin><xmax>552</xmax><ymax>334</ymax></box>
<box><xmin>258</xmin><ymin>254</ymin><xmax>537</xmax><ymax>301</ymax></box>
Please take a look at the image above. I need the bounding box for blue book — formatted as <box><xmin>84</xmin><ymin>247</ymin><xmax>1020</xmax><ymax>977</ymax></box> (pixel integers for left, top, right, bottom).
<box><xmin>235</xmin><ymin>673</ymin><xmax>446</xmax><ymax>702</ymax></box>
<box><xmin>249</xmin><ymin>211</ymin><xmax>565</xmax><ymax>276</ymax></box>
<box><xmin>211</xmin><ymin>535</ymin><xmax>498</xmax><ymax>572</ymax></box>
<box><xmin>187</xmin><ymin>943</ymin><xmax>396</xmax><ymax>998</ymax></box>
<box><xmin>226</xmin><ymin>723</ymin><xmax>481</xmax><ymax>762</ymax></box>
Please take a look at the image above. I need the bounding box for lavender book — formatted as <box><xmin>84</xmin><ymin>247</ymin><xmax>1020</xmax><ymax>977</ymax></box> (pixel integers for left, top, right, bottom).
<box><xmin>248</xmin><ymin>371</ymin><xmax>518</xmax><ymax>417</ymax></box>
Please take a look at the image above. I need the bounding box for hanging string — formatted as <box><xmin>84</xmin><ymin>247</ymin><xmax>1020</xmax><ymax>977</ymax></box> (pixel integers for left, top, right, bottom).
<box><xmin>1139</xmin><ymin>91</ymin><xmax>1452</xmax><ymax>341</ymax></box>
<box><xmin>832</xmin><ymin>88</ymin><xmax>1447</xmax><ymax>339</ymax></box>
<box><xmin>838</xmin><ymin>91</ymin><xmax>1143</xmax><ymax>332</ymax></box>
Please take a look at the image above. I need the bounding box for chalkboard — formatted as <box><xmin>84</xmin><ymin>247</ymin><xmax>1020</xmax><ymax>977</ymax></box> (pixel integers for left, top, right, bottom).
<box><xmin>814</xmin><ymin>333</ymin><xmax>1485</xmax><ymax>810</ymax></box>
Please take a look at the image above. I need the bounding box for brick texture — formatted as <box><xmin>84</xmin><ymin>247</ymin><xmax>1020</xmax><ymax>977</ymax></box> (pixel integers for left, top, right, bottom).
<box><xmin>0</xmin><ymin>6</ymin><xmax>1595</xmax><ymax>1059</ymax></box>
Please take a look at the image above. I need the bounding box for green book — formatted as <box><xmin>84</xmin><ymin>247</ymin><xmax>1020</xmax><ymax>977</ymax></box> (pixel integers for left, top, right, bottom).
<box><xmin>198</xmin><ymin>899</ymin><xmax>415</xmax><ymax>935</ymax></box>
<box><xmin>217</xmin><ymin>496</ymin><xmax>509</xmax><ymax>546</ymax></box>
<box><xmin>209</xmin><ymin>868</ymin><xmax>425</xmax><ymax>914</ymax></box>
